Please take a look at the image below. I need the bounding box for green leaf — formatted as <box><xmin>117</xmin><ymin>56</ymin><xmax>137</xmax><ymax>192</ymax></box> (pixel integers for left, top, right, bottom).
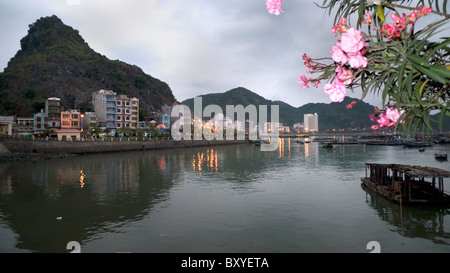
<box><xmin>429</xmin><ymin>65</ymin><xmax>450</xmax><ymax>82</ymax></box>
<box><xmin>406</xmin><ymin>70</ymin><xmax>414</xmax><ymax>98</ymax></box>
<box><xmin>376</xmin><ymin>5</ymin><xmax>385</xmax><ymax>23</ymax></box>
<box><xmin>397</xmin><ymin>62</ymin><xmax>406</xmax><ymax>91</ymax></box>
<box><xmin>406</xmin><ymin>54</ymin><xmax>430</xmax><ymax>68</ymax></box>
<box><xmin>411</xmin><ymin>63</ymin><xmax>448</xmax><ymax>84</ymax></box>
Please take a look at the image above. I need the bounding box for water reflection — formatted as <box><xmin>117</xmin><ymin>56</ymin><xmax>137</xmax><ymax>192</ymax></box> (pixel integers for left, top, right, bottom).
<box><xmin>362</xmin><ymin>184</ymin><xmax>449</xmax><ymax>246</ymax></box>
<box><xmin>0</xmin><ymin>141</ymin><xmax>449</xmax><ymax>252</ymax></box>
<box><xmin>192</xmin><ymin>148</ymin><xmax>219</xmax><ymax>174</ymax></box>
<box><xmin>80</xmin><ymin>171</ymin><xmax>85</xmax><ymax>188</ymax></box>
<box><xmin>0</xmin><ymin>152</ymin><xmax>181</xmax><ymax>252</ymax></box>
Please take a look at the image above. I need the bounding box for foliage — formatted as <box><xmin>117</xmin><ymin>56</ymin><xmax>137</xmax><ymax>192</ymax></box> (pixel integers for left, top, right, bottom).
<box><xmin>274</xmin><ymin>1</ymin><xmax>450</xmax><ymax>134</ymax></box>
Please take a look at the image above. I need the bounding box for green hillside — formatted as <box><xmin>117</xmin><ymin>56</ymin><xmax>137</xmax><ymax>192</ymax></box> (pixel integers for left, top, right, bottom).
<box><xmin>181</xmin><ymin>87</ymin><xmax>450</xmax><ymax>132</ymax></box>
<box><xmin>181</xmin><ymin>87</ymin><xmax>377</xmax><ymax>131</ymax></box>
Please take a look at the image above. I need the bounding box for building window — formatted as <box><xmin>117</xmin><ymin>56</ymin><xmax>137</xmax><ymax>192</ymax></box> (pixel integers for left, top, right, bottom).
<box><xmin>72</xmin><ymin>121</ymin><xmax>78</xmax><ymax>126</ymax></box>
<box><xmin>72</xmin><ymin>114</ymin><xmax>79</xmax><ymax>119</ymax></box>
<box><xmin>62</xmin><ymin>114</ymin><xmax>70</xmax><ymax>119</ymax></box>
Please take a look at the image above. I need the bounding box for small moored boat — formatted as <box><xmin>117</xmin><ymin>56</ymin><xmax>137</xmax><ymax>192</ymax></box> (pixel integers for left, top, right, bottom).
<box><xmin>322</xmin><ymin>143</ymin><xmax>333</xmax><ymax>148</ymax></box>
<box><xmin>361</xmin><ymin>163</ymin><xmax>450</xmax><ymax>206</ymax></box>
<box><xmin>434</xmin><ymin>153</ymin><xmax>447</xmax><ymax>160</ymax></box>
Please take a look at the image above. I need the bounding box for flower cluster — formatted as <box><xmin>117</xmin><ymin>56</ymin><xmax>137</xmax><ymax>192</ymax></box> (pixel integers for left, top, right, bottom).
<box><xmin>331</xmin><ymin>18</ymin><xmax>348</xmax><ymax>36</ymax></box>
<box><xmin>320</xmin><ymin>20</ymin><xmax>368</xmax><ymax>103</ymax></box>
<box><xmin>299</xmin><ymin>75</ymin><xmax>320</xmax><ymax>89</ymax></box>
<box><xmin>330</xmin><ymin>27</ymin><xmax>368</xmax><ymax>69</ymax></box>
<box><xmin>266</xmin><ymin>0</ymin><xmax>284</xmax><ymax>15</ymax></box>
<box><xmin>369</xmin><ymin>106</ymin><xmax>404</xmax><ymax>130</ymax></box>
<box><xmin>365</xmin><ymin>6</ymin><xmax>433</xmax><ymax>41</ymax></box>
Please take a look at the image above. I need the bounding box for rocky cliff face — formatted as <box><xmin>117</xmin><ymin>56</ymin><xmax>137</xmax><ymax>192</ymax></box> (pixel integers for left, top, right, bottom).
<box><xmin>0</xmin><ymin>15</ymin><xmax>177</xmax><ymax>117</ymax></box>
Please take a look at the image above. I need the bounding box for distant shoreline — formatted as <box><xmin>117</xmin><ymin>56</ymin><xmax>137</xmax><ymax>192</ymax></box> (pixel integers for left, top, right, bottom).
<box><xmin>0</xmin><ymin>138</ymin><xmax>249</xmax><ymax>162</ymax></box>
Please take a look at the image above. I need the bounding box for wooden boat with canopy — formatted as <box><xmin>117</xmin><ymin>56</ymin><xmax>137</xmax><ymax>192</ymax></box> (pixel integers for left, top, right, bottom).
<box><xmin>361</xmin><ymin>163</ymin><xmax>450</xmax><ymax>206</ymax></box>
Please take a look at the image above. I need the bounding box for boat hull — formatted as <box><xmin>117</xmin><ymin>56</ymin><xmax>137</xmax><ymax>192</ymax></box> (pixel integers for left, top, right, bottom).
<box><xmin>361</xmin><ymin>177</ymin><xmax>403</xmax><ymax>204</ymax></box>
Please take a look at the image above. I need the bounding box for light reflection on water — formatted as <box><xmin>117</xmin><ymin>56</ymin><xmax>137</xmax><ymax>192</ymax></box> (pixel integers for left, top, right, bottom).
<box><xmin>0</xmin><ymin>140</ymin><xmax>449</xmax><ymax>253</ymax></box>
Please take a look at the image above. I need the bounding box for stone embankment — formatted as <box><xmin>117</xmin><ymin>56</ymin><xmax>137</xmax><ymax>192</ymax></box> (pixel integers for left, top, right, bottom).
<box><xmin>0</xmin><ymin>138</ymin><xmax>249</xmax><ymax>162</ymax></box>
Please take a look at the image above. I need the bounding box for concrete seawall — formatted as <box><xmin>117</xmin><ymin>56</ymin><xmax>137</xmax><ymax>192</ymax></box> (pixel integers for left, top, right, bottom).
<box><xmin>0</xmin><ymin>138</ymin><xmax>249</xmax><ymax>156</ymax></box>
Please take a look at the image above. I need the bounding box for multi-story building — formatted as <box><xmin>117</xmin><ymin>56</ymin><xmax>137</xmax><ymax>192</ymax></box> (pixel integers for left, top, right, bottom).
<box><xmin>33</xmin><ymin>110</ymin><xmax>48</xmax><ymax>136</ymax></box>
<box><xmin>60</xmin><ymin>109</ymin><xmax>81</xmax><ymax>129</ymax></box>
<box><xmin>116</xmin><ymin>95</ymin><xmax>139</xmax><ymax>129</ymax></box>
<box><xmin>45</xmin><ymin>97</ymin><xmax>61</xmax><ymax>129</ymax></box>
<box><xmin>16</xmin><ymin>117</ymin><xmax>34</xmax><ymax>135</ymax></box>
<box><xmin>82</xmin><ymin>112</ymin><xmax>97</xmax><ymax>130</ymax></box>
<box><xmin>304</xmin><ymin>113</ymin><xmax>319</xmax><ymax>132</ymax></box>
<box><xmin>92</xmin><ymin>89</ymin><xmax>117</xmax><ymax>130</ymax></box>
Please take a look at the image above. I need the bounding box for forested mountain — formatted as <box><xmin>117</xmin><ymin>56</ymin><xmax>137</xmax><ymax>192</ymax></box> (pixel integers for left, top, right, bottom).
<box><xmin>0</xmin><ymin>15</ymin><xmax>177</xmax><ymax>117</ymax></box>
<box><xmin>181</xmin><ymin>87</ymin><xmax>378</xmax><ymax>131</ymax></box>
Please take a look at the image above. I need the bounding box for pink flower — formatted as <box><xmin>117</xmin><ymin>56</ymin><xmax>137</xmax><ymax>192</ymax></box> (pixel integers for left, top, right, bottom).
<box><xmin>419</xmin><ymin>6</ymin><xmax>432</xmax><ymax>16</ymax></box>
<box><xmin>335</xmin><ymin>65</ymin><xmax>353</xmax><ymax>85</ymax></box>
<box><xmin>346</xmin><ymin>101</ymin><xmax>358</xmax><ymax>110</ymax></box>
<box><xmin>324</xmin><ymin>81</ymin><xmax>346</xmax><ymax>103</ymax></box>
<box><xmin>331</xmin><ymin>18</ymin><xmax>348</xmax><ymax>36</ymax></box>
<box><xmin>330</xmin><ymin>43</ymin><xmax>348</xmax><ymax>64</ymax></box>
<box><xmin>298</xmin><ymin>75</ymin><xmax>310</xmax><ymax>88</ymax></box>
<box><xmin>385</xmin><ymin>107</ymin><xmax>404</xmax><ymax>124</ymax></box>
<box><xmin>312</xmin><ymin>80</ymin><xmax>320</xmax><ymax>88</ymax></box>
<box><xmin>266</xmin><ymin>0</ymin><xmax>284</xmax><ymax>15</ymax></box>
<box><xmin>339</xmin><ymin>28</ymin><xmax>366</xmax><ymax>54</ymax></box>
<box><xmin>365</xmin><ymin>12</ymin><xmax>373</xmax><ymax>24</ymax></box>
<box><xmin>408</xmin><ymin>10</ymin><xmax>419</xmax><ymax>23</ymax></box>
<box><xmin>370</xmin><ymin>106</ymin><xmax>404</xmax><ymax>129</ymax></box>
<box><xmin>347</xmin><ymin>52</ymin><xmax>368</xmax><ymax>68</ymax></box>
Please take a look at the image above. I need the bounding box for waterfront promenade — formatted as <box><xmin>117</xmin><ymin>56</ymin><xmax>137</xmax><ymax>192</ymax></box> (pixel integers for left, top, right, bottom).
<box><xmin>0</xmin><ymin>137</ymin><xmax>248</xmax><ymax>161</ymax></box>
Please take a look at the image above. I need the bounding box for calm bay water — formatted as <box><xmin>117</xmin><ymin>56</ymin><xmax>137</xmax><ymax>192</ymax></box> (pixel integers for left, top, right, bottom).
<box><xmin>0</xmin><ymin>138</ymin><xmax>449</xmax><ymax>253</ymax></box>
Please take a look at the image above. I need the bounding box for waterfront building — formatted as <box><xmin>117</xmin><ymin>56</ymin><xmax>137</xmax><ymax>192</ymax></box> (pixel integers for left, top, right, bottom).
<box><xmin>293</xmin><ymin>122</ymin><xmax>304</xmax><ymax>133</ymax></box>
<box><xmin>56</xmin><ymin>128</ymin><xmax>81</xmax><ymax>141</ymax></box>
<box><xmin>45</xmin><ymin>97</ymin><xmax>61</xmax><ymax>129</ymax></box>
<box><xmin>82</xmin><ymin>112</ymin><xmax>97</xmax><ymax>130</ymax></box>
<box><xmin>116</xmin><ymin>95</ymin><xmax>139</xmax><ymax>129</ymax></box>
<box><xmin>60</xmin><ymin>109</ymin><xmax>81</xmax><ymax>129</ymax></box>
<box><xmin>92</xmin><ymin>89</ymin><xmax>117</xmax><ymax>130</ymax></box>
<box><xmin>304</xmin><ymin>113</ymin><xmax>319</xmax><ymax>132</ymax></box>
<box><xmin>15</xmin><ymin>117</ymin><xmax>34</xmax><ymax>136</ymax></box>
<box><xmin>0</xmin><ymin>116</ymin><xmax>14</xmax><ymax>136</ymax></box>
<box><xmin>33</xmin><ymin>110</ymin><xmax>48</xmax><ymax>136</ymax></box>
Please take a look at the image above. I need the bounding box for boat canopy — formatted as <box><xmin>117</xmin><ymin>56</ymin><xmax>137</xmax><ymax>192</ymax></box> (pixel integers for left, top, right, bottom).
<box><xmin>364</xmin><ymin>163</ymin><xmax>450</xmax><ymax>178</ymax></box>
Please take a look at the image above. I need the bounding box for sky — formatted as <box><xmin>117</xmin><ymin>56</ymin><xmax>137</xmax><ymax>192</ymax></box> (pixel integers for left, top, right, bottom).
<box><xmin>0</xmin><ymin>0</ymin><xmax>384</xmax><ymax>108</ymax></box>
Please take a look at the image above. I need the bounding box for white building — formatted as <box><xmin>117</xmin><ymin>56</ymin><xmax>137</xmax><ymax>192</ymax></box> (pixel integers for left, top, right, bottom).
<box><xmin>304</xmin><ymin>113</ymin><xmax>319</xmax><ymax>132</ymax></box>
